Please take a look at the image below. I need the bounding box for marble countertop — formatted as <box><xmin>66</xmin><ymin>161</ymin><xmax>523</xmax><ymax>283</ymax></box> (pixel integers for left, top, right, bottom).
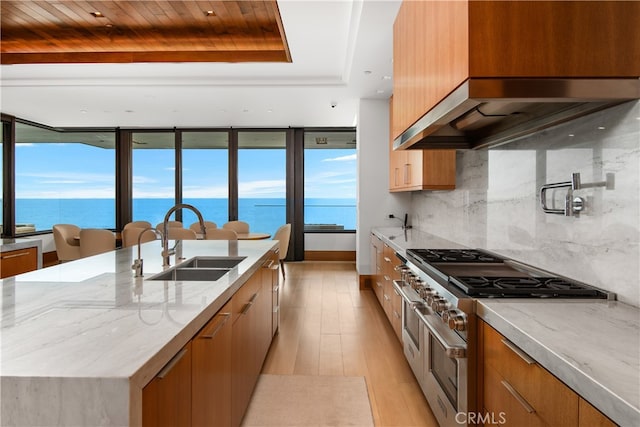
<box><xmin>372</xmin><ymin>226</ymin><xmax>640</xmax><ymax>426</ymax></box>
<box><xmin>371</xmin><ymin>226</ymin><xmax>466</xmax><ymax>256</ymax></box>
<box><xmin>1</xmin><ymin>237</ymin><xmax>42</xmax><ymax>253</ymax></box>
<box><xmin>478</xmin><ymin>300</ymin><xmax>639</xmax><ymax>426</ymax></box>
<box><xmin>0</xmin><ymin>239</ymin><xmax>277</xmax><ymax>426</ymax></box>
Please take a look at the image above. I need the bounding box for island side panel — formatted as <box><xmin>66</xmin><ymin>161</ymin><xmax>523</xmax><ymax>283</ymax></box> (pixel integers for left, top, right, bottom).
<box><xmin>1</xmin><ymin>376</ymin><xmax>129</xmax><ymax>426</ymax></box>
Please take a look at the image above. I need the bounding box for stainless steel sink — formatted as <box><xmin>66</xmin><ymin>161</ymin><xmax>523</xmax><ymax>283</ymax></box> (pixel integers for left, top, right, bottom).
<box><xmin>180</xmin><ymin>256</ymin><xmax>246</xmax><ymax>269</ymax></box>
<box><xmin>147</xmin><ymin>267</ymin><xmax>230</xmax><ymax>282</ymax></box>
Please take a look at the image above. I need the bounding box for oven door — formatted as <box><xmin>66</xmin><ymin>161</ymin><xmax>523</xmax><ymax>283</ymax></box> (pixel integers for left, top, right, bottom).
<box><xmin>416</xmin><ymin>309</ymin><xmax>468</xmax><ymax>427</ymax></box>
<box><xmin>393</xmin><ymin>281</ymin><xmax>424</xmax><ymax>383</ymax></box>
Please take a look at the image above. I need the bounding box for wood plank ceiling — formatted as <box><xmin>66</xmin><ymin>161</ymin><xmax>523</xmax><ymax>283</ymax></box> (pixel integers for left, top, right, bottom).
<box><xmin>0</xmin><ymin>1</ymin><xmax>291</xmax><ymax>64</ymax></box>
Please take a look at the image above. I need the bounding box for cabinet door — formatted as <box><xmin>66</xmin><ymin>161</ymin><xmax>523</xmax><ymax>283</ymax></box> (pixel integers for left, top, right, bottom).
<box><xmin>578</xmin><ymin>398</ymin><xmax>616</xmax><ymax>427</ymax></box>
<box><xmin>231</xmin><ymin>272</ymin><xmax>263</xmax><ymax>427</ymax></box>
<box><xmin>482</xmin><ymin>322</ymin><xmax>579</xmax><ymax>426</ymax></box>
<box><xmin>371</xmin><ymin>235</ymin><xmax>385</xmax><ymax>305</ymax></box>
<box><xmin>192</xmin><ymin>302</ymin><xmax>232</xmax><ymax>427</ymax></box>
<box><xmin>142</xmin><ymin>342</ymin><xmax>192</xmax><ymax>427</ymax></box>
<box><xmin>0</xmin><ymin>247</ymin><xmax>38</xmax><ymax>278</ymax></box>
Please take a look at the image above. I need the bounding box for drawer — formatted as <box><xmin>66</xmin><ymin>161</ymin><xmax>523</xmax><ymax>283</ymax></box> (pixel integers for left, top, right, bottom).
<box><xmin>0</xmin><ymin>247</ymin><xmax>38</xmax><ymax>278</ymax></box>
<box><xmin>483</xmin><ymin>323</ymin><xmax>578</xmax><ymax>426</ymax></box>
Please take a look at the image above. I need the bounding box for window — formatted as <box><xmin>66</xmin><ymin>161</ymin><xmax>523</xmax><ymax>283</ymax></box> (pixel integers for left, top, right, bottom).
<box><xmin>181</xmin><ymin>131</ymin><xmax>229</xmax><ymax>228</ymax></box>
<box><xmin>14</xmin><ymin>123</ymin><xmax>115</xmax><ymax>233</ymax></box>
<box><xmin>304</xmin><ymin>131</ymin><xmax>356</xmax><ymax>231</ymax></box>
<box><xmin>237</xmin><ymin>131</ymin><xmax>286</xmax><ymax>236</ymax></box>
<box><xmin>131</xmin><ymin>132</ymin><xmax>175</xmax><ymax>227</ymax></box>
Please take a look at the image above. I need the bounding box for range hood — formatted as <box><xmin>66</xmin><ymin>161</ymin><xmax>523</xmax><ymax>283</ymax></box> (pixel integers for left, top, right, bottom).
<box><xmin>393</xmin><ymin>78</ymin><xmax>640</xmax><ymax>150</ymax></box>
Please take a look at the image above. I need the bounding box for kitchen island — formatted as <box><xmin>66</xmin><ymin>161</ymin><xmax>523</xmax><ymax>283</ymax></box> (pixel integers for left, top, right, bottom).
<box><xmin>0</xmin><ymin>239</ymin><xmax>277</xmax><ymax>426</ymax></box>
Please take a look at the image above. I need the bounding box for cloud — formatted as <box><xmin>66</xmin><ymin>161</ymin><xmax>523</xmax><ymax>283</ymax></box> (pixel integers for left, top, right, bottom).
<box><xmin>17</xmin><ymin>187</ymin><xmax>115</xmax><ymax>199</ymax></box>
<box><xmin>322</xmin><ymin>153</ymin><xmax>357</xmax><ymax>162</ymax></box>
<box><xmin>132</xmin><ymin>175</ymin><xmax>158</xmax><ymax>184</ymax></box>
<box><xmin>238</xmin><ymin>179</ymin><xmax>286</xmax><ymax>197</ymax></box>
<box><xmin>18</xmin><ymin>171</ymin><xmax>113</xmax><ymax>183</ymax></box>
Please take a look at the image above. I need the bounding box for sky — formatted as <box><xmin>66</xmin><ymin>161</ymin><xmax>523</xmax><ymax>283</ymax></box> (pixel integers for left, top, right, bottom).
<box><xmin>11</xmin><ymin>142</ymin><xmax>356</xmax><ymax>199</ymax></box>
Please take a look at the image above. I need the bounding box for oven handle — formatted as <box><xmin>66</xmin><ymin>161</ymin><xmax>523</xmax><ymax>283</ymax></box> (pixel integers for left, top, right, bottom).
<box><xmin>414</xmin><ymin>307</ymin><xmax>467</xmax><ymax>359</ymax></box>
<box><xmin>392</xmin><ymin>280</ymin><xmax>423</xmax><ymax>308</ymax></box>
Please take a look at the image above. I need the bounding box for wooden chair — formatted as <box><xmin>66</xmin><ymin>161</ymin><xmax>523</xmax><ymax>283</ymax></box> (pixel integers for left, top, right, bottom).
<box><xmin>52</xmin><ymin>224</ymin><xmax>82</xmax><ymax>262</ymax></box>
<box><xmin>79</xmin><ymin>229</ymin><xmax>116</xmax><ymax>258</ymax></box>
<box><xmin>123</xmin><ymin>220</ymin><xmax>152</xmax><ymax>230</ymax></box>
<box><xmin>204</xmin><ymin>228</ymin><xmax>238</xmax><ymax>240</ymax></box>
<box><xmin>156</xmin><ymin>221</ymin><xmax>183</xmax><ymax>231</ymax></box>
<box><xmin>189</xmin><ymin>221</ymin><xmax>217</xmax><ymax>233</ymax></box>
<box><xmin>272</xmin><ymin>224</ymin><xmax>291</xmax><ymax>278</ymax></box>
<box><xmin>222</xmin><ymin>220</ymin><xmax>249</xmax><ymax>234</ymax></box>
<box><xmin>122</xmin><ymin>227</ymin><xmax>158</xmax><ymax>248</ymax></box>
<box><xmin>166</xmin><ymin>228</ymin><xmax>197</xmax><ymax>240</ymax></box>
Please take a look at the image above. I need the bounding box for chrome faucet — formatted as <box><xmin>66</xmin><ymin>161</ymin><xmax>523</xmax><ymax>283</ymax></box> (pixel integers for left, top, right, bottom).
<box><xmin>161</xmin><ymin>203</ymin><xmax>206</xmax><ymax>267</ymax></box>
<box><xmin>132</xmin><ymin>228</ymin><xmax>163</xmax><ymax>278</ymax></box>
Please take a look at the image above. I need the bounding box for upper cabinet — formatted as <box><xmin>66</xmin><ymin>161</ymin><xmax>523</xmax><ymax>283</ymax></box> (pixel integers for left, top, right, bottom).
<box><xmin>389</xmin><ymin>96</ymin><xmax>456</xmax><ymax>192</ymax></box>
<box><xmin>392</xmin><ymin>0</ymin><xmax>640</xmax><ymax>149</ymax></box>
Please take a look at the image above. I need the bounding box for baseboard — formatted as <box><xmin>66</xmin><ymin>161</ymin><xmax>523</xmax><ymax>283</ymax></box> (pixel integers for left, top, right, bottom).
<box><xmin>304</xmin><ymin>251</ymin><xmax>356</xmax><ymax>261</ymax></box>
<box><xmin>43</xmin><ymin>251</ymin><xmax>59</xmax><ymax>268</ymax></box>
<box><xmin>359</xmin><ymin>274</ymin><xmax>374</xmax><ymax>290</ymax></box>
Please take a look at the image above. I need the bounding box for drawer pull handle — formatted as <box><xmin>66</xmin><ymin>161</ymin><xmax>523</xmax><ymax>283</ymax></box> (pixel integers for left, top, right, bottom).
<box><xmin>157</xmin><ymin>347</ymin><xmax>188</xmax><ymax>379</ymax></box>
<box><xmin>383</xmin><ymin>275</ymin><xmax>390</xmax><ymax>281</ymax></box>
<box><xmin>1</xmin><ymin>252</ymin><xmax>29</xmax><ymax>260</ymax></box>
<box><xmin>501</xmin><ymin>338</ymin><xmax>536</xmax><ymax>365</ymax></box>
<box><xmin>200</xmin><ymin>313</ymin><xmax>230</xmax><ymax>339</ymax></box>
<box><xmin>383</xmin><ymin>256</ymin><xmax>391</xmax><ymax>263</ymax></box>
<box><xmin>501</xmin><ymin>380</ymin><xmax>536</xmax><ymax>414</ymax></box>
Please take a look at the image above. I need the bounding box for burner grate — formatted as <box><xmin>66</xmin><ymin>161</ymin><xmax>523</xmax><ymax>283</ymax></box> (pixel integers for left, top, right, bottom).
<box><xmin>449</xmin><ymin>276</ymin><xmax>608</xmax><ymax>298</ymax></box>
<box><xmin>407</xmin><ymin>248</ymin><xmax>504</xmax><ymax>264</ymax></box>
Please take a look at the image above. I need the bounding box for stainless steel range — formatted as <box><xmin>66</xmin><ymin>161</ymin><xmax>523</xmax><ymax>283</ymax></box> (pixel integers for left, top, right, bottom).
<box><xmin>393</xmin><ymin>248</ymin><xmax>613</xmax><ymax>427</ymax></box>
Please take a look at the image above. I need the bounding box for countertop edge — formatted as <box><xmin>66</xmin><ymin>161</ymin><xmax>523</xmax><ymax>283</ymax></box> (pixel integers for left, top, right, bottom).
<box><xmin>477</xmin><ymin>302</ymin><xmax>639</xmax><ymax>427</ymax></box>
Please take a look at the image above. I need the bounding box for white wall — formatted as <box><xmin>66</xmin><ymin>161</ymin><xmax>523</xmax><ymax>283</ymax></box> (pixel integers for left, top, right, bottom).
<box><xmin>411</xmin><ymin>100</ymin><xmax>640</xmax><ymax>307</ymax></box>
<box><xmin>356</xmin><ymin>98</ymin><xmax>411</xmax><ymax>274</ymax></box>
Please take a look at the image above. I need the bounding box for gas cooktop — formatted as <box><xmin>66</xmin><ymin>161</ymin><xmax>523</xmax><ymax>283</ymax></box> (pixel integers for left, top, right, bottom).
<box><xmin>406</xmin><ymin>248</ymin><xmax>611</xmax><ymax>299</ymax></box>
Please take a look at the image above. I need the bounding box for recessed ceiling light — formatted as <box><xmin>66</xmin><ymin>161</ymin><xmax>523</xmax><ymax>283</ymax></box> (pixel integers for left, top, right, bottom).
<box><xmin>376</xmin><ymin>89</ymin><xmax>385</xmax><ymax>94</ymax></box>
<box><xmin>597</xmin><ymin>126</ymin><xmax>606</xmax><ymax>130</ymax></box>
<box><xmin>382</xmin><ymin>75</ymin><xmax>391</xmax><ymax>80</ymax></box>
<box><xmin>568</xmin><ymin>134</ymin><xmax>575</xmax><ymax>137</ymax></box>
<box><xmin>204</xmin><ymin>10</ymin><xmax>215</xmax><ymax>16</ymax></box>
<box><xmin>90</xmin><ymin>12</ymin><xmax>105</xmax><ymax>18</ymax></box>
<box><xmin>267</xmin><ymin>109</ymin><xmax>273</xmax><ymax>113</ymax></box>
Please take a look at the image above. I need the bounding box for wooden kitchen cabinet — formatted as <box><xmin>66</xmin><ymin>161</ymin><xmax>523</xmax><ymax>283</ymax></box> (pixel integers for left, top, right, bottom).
<box><xmin>142</xmin><ymin>342</ymin><xmax>192</xmax><ymax>427</ymax></box>
<box><xmin>392</xmin><ymin>0</ymin><xmax>640</xmax><ymax>141</ymax></box>
<box><xmin>578</xmin><ymin>398</ymin><xmax>616</xmax><ymax>427</ymax></box>
<box><xmin>479</xmin><ymin>321</ymin><xmax>616</xmax><ymax>427</ymax></box>
<box><xmin>192</xmin><ymin>301</ymin><xmax>233</xmax><ymax>427</ymax></box>
<box><xmin>389</xmin><ymin>96</ymin><xmax>456</xmax><ymax>192</ymax></box>
<box><xmin>143</xmin><ymin>257</ymin><xmax>275</xmax><ymax>427</ymax></box>
<box><xmin>382</xmin><ymin>243</ymin><xmax>403</xmax><ymax>341</ymax></box>
<box><xmin>231</xmin><ymin>265</ymin><xmax>272</xmax><ymax>427</ymax></box>
<box><xmin>370</xmin><ymin>234</ymin><xmax>385</xmax><ymax>305</ymax></box>
<box><xmin>0</xmin><ymin>246</ymin><xmax>38</xmax><ymax>278</ymax></box>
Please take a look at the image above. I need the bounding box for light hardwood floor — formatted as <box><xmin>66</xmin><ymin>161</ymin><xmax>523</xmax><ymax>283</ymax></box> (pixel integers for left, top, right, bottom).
<box><xmin>261</xmin><ymin>261</ymin><xmax>439</xmax><ymax>427</ymax></box>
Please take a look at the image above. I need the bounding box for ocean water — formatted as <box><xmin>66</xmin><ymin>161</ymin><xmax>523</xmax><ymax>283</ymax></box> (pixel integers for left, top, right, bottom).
<box><xmin>13</xmin><ymin>198</ymin><xmax>356</xmax><ymax>236</ymax></box>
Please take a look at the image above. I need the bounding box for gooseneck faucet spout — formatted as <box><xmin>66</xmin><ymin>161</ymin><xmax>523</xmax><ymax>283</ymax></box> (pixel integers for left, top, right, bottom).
<box><xmin>162</xmin><ymin>203</ymin><xmax>206</xmax><ymax>267</ymax></box>
<box><xmin>132</xmin><ymin>228</ymin><xmax>163</xmax><ymax>278</ymax></box>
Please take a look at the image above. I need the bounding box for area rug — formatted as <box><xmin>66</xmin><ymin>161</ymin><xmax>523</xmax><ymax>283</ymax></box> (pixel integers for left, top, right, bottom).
<box><xmin>241</xmin><ymin>374</ymin><xmax>375</xmax><ymax>427</ymax></box>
